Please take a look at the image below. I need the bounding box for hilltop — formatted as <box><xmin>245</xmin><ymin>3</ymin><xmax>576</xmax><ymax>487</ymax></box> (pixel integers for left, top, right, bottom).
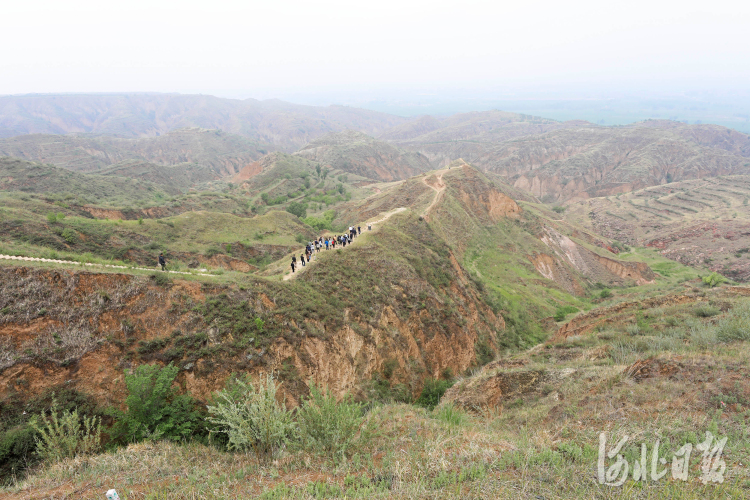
<box><xmin>294</xmin><ymin>130</ymin><xmax>432</xmax><ymax>182</ymax></box>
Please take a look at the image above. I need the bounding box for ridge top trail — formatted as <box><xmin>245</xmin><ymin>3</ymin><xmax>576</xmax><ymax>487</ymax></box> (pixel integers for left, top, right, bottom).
<box><xmin>282</xmin><ymin>206</ymin><xmax>407</xmax><ymax>281</ymax></box>
<box><xmin>421</xmin><ymin>168</ymin><xmax>449</xmax><ymax>221</ymax></box>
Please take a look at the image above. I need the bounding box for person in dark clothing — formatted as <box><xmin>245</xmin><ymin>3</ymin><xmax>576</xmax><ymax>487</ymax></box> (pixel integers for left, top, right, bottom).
<box><xmin>301</xmin><ymin>253</ymin><xmax>306</xmax><ymax>266</ymax></box>
<box><xmin>291</xmin><ymin>255</ymin><xmax>296</xmax><ymax>273</ymax></box>
<box><xmin>358</xmin><ymin>225</ymin><xmax>361</xmax><ymax>235</ymax></box>
<box><xmin>158</xmin><ymin>253</ymin><xmax>166</xmax><ymax>271</ymax></box>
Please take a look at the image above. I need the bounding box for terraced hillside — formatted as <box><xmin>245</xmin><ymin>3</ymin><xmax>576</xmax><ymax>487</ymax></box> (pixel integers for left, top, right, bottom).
<box><xmin>566</xmin><ymin>175</ymin><xmax>750</xmax><ymax>281</ymax></box>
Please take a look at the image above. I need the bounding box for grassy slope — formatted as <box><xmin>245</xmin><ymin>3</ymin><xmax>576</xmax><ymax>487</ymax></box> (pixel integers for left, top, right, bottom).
<box><xmin>0</xmin><ymin>157</ymin><xmax>171</xmax><ymax>206</ymax></box>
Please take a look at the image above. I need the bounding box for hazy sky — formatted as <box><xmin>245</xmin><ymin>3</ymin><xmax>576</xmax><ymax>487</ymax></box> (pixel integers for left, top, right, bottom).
<box><xmin>3</xmin><ymin>0</ymin><xmax>749</xmax><ymax>98</ymax></box>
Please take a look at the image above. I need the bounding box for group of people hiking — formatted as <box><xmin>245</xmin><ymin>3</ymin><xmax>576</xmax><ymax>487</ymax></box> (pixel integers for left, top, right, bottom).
<box><xmin>290</xmin><ymin>224</ymin><xmax>370</xmax><ymax>273</ymax></box>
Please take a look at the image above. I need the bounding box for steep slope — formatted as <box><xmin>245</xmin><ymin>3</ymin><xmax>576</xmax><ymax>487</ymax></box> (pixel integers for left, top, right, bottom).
<box><xmin>0</xmin><ymin>94</ymin><xmax>407</xmax><ymax>150</ymax></box>
<box><xmin>294</xmin><ymin>130</ymin><xmax>432</xmax><ymax>181</ymax></box>
<box><xmin>0</xmin><ymin>128</ymin><xmax>269</xmax><ymax>177</ymax></box>
<box><xmin>329</xmin><ymin>163</ymin><xmax>657</xmax><ymax>349</ymax></box>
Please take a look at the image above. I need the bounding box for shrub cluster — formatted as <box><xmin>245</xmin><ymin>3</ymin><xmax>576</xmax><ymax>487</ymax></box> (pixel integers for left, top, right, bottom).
<box><xmin>208</xmin><ymin>375</ymin><xmax>365</xmax><ymax>462</ymax></box>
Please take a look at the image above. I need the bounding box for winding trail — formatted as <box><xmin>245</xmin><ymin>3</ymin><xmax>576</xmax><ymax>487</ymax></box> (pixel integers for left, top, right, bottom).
<box><xmin>421</xmin><ymin>169</ymin><xmax>449</xmax><ymax>220</ymax></box>
<box><xmin>0</xmin><ymin>254</ymin><xmax>211</xmax><ymax>276</ymax></box>
<box><xmin>1</xmin><ymin>169</ymin><xmax>451</xmax><ymax>282</ymax></box>
<box><xmin>282</xmin><ymin>206</ymin><xmax>408</xmax><ymax>281</ymax></box>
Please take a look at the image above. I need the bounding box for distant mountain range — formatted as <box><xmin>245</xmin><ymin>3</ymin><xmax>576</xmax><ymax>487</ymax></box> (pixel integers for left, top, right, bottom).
<box><xmin>0</xmin><ymin>93</ymin><xmax>406</xmax><ymax>150</ymax></box>
<box><xmin>2</xmin><ymin>93</ymin><xmax>750</xmax><ymax>203</ymax></box>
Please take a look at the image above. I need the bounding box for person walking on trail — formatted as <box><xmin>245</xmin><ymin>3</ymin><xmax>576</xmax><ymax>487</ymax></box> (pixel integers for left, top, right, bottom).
<box><xmin>325</xmin><ymin>238</ymin><xmax>329</xmax><ymax>250</ymax></box>
<box><xmin>300</xmin><ymin>252</ymin><xmax>306</xmax><ymax>266</ymax></box>
<box><xmin>368</xmin><ymin>223</ymin><xmax>372</xmax><ymax>231</ymax></box>
<box><xmin>291</xmin><ymin>255</ymin><xmax>296</xmax><ymax>273</ymax></box>
<box><xmin>158</xmin><ymin>253</ymin><xmax>166</xmax><ymax>271</ymax></box>
<box><xmin>358</xmin><ymin>225</ymin><xmax>361</xmax><ymax>235</ymax></box>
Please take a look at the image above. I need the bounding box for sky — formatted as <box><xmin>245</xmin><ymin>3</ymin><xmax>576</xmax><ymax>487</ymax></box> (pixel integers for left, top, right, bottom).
<box><xmin>2</xmin><ymin>0</ymin><xmax>749</xmax><ymax>102</ymax></box>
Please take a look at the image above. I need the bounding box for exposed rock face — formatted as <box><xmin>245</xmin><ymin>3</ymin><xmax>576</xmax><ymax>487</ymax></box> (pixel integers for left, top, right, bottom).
<box><xmin>442</xmin><ymin>360</ymin><xmax>577</xmax><ymax>413</ymax></box>
<box><xmin>453</xmin><ymin>164</ymin><xmax>521</xmax><ymax>222</ymax></box>
<box><xmin>535</xmin><ymin>227</ymin><xmax>655</xmax><ymax>294</ymax></box>
<box><xmin>625</xmin><ymin>357</ymin><xmax>683</xmax><ymax>382</ymax></box>
<box><xmin>593</xmin><ymin>254</ymin><xmax>655</xmax><ymax>285</ymax></box>
<box><xmin>0</xmin><ymin>263</ymin><xmax>502</xmax><ymax>407</ymax></box>
<box><xmin>233</xmin><ymin>154</ymin><xmax>280</xmax><ymax>182</ymax></box>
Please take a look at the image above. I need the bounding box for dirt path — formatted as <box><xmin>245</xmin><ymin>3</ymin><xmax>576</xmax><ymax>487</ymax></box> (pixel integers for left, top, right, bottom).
<box><xmin>421</xmin><ymin>169</ymin><xmax>448</xmax><ymax>220</ymax></box>
<box><xmin>282</xmin><ymin>206</ymin><xmax>408</xmax><ymax>281</ymax></box>
<box><xmin>0</xmin><ymin>254</ymin><xmax>211</xmax><ymax>276</ymax></box>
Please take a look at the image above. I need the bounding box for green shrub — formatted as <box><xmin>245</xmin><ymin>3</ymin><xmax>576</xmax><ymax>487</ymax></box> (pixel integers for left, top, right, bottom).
<box><xmin>693</xmin><ymin>304</ymin><xmax>721</xmax><ymax>318</ymax></box>
<box><xmin>599</xmin><ymin>289</ymin><xmax>613</xmax><ymax>299</ymax></box>
<box><xmin>28</xmin><ymin>399</ymin><xmax>102</xmax><ymax>463</ymax></box>
<box><xmin>150</xmin><ymin>273</ymin><xmax>171</xmax><ymax>287</ymax></box>
<box><xmin>414</xmin><ymin>378</ymin><xmax>455</xmax><ymax>410</ymax></box>
<box><xmin>296</xmin><ymin>384</ymin><xmax>364</xmax><ymax>459</ymax></box>
<box><xmin>553</xmin><ymin>305</ymin><xmax>578</xmax><ymax>322</ymax></box>
<box><xmin>207</xmin><ymin>373</ymin><xmax>295</xmax><ymax>462</ymax></box>
<box><xmin>702</xmin><ymin>272</ymin><xmax>726</xmax><ymax>288</ymax></box>
<box><xmin>475</xmin><ymin>336</ymin><xmax>495</xmax><ymax>365</ymax></box>
<box><xmin>551</xmin><ymin>206</ymin><xmax>566</xmax><ymax>213</ymax></box>
<box><xmin>286</xmin><ymin>201</ymin><xmax>307</xmax><ymax>219</ymax></box>
<box><xmin>717</xmin><ymin>301</ymin><xmax>750</xmax><ymax>342</ymax></box>
<box><xmin>625</xmin><ymin>323</ymin><xmax>641</xmax><ymax>336</ymax></box>
<box><xmin>112</xmin><ymin>363</ymin><xmax>204</xmax><ymax>443</ymax></box>
<box><xmin>0</xmin><ymin>425</ymin><xmax>38</xmax><ymax>484</ymax></box>
<box><xmin>685</xmin><ymin>318</ymin><xmax>718</xmax><ymax>348</ymax></box>
<box><xmin>60</xmin><ymin>228</ymin><xmax>78</xmax><ymax>244</ymax></box>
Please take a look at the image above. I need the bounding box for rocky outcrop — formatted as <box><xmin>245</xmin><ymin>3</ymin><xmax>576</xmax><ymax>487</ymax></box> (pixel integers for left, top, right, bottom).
<box><xmin>538</xmin><ymin>227</ymin><xmax>655</xmax><ymax>292</ymax></box>
<box><xmin>592</xmin><ymin>254</ymin><xmax>655</xmax><ymax>285</ymax></box>
<box><xmin>441</xmin><ymin>360</ymin><xmax>577</xmax><ymax>413</ymax></box>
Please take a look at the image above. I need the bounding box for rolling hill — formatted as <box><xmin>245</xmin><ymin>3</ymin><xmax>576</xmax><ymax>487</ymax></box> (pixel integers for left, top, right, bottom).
<box><xmin>393</xmin><ymin>120</ymin><xmax>750</xmax><ymax>202</ymax></box>
<box><xmin>0</xmin><ymin>93</ymin><xmax>407</xmax><ymax>150</ymax></box>
<box><xmin>294</xmin><ymin>130</ymin><xmax>432</xmax><ymax>181</ymax></box>
<box><xmin>0</xmin><ymin>128</ymin><xmax>269</xmax><ymax>177</ymax></box>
